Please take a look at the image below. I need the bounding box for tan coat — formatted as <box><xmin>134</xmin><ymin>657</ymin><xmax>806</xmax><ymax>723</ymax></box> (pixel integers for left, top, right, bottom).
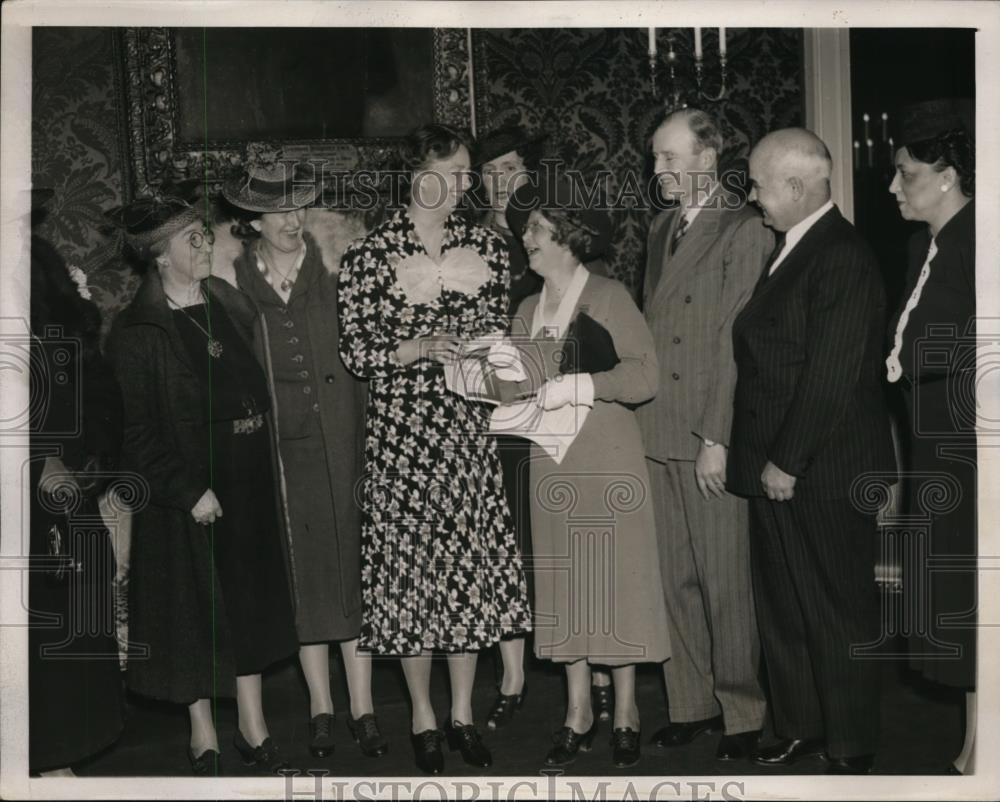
<box><xmin>637</xmin><ymin>192</ymin><xmax>773</xmax><ymax>461</ymax></box>
<box><xmin>513</xmin><ymin>274</ymin><xmax>670</xmax><ymax>665</ymax></box>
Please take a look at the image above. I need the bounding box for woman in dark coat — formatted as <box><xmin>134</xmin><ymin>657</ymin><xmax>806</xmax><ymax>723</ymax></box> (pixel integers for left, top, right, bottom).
<box><xmin>220</xmin><ymin>164</ymin><xmax>385</xmax><ymax>760</ymax></box>
<box><xmin>886</xmin><ymin>98</ymin><xmax>976</xmax><ymax>774</ymax></box>
<box><xmin>107</xmin><ymin>192</ymin><xmax>298</xmax><ymax>775</ymax></box>
<box><xmin>28</xmin><ymin>210</ymin><xmax>124</xmax><ymax>775</ymax></box>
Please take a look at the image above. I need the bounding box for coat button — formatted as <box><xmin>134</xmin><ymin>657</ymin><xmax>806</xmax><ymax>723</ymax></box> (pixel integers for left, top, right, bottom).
<box><xmin>325</xmin><ymin>374</ymin><xmax>335</xmax><ymax>384</ymax></box>
<box><xmin>288</xmin><ymin>336</ymin><xmax>299</xmax><ymax>344</ymax></box>
<box><xmin>672</xmin><ymin>372</ymin><xmax>680</xmax><ymax>380</ymax></box>
<box><xmin>684</xmin><ymin>295</ymin><xmax>692</xmax><ymax>303</ymax></box>
<box><xmin>312</xmin><ymin>402</ymin><xmax>320</xmax><ymax>412</ymax></box>
<box><xmin>283</xmin><ymin>320</ymin><xmax>294</xmax><ymax>328</ymax></box>
<box><xmin>673</xmin><ymin>336</ymin><xmax>681</xmax><ymax>344</ymax></box>
<box><xmin>303</xmin><ymin>385</ymin><xmax>312</xmax><ymax>395</ymax></box>
<box><xmin>292</xmin><ymin>354</ymin><xmax>304</xmax><ymax>363</ymax></box>
<box><xmin>299</xmin><ymin>370</ymin><xmax>309</xmax><ymax>379</ymax></box>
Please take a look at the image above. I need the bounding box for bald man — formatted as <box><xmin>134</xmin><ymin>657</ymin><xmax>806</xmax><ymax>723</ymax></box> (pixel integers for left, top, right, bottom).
<box><xmin>727</xmin><ymin>129</ymin><xmax>895</xmax><ymax>774</ymax></box>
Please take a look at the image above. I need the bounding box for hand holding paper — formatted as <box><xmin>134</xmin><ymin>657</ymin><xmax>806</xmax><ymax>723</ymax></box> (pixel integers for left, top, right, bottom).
<box><xmin>536</xmin><ymin>373</ymin><xmax>595</xmax><ymax>410</ymax></box>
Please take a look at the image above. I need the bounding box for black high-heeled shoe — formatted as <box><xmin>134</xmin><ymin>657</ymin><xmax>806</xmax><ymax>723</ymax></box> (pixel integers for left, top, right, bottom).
<box><xmin>233</xmin><ymin>730</ymin><xmax>291</xmax><ymax>774</ymax></box>
<box><xmin>611</xmin><ymin>727</ymin><xmax>641</xmax><ymax>768</ymax></box>
<box><xmin>410</xmin><ymin>728</ymin><xmax>445</xmax><ymax>775</ymax></box>
<box><xmin>545</xmin><ymin>719</ymin><xmax>599</xmax><ymax>766</ymax></box>
<box><xmin>592</xmin><ymin>685</ymin><xmax>613</xmax><ymax>722</ymax></box>
<box><xmin>445</xmin><ymin>720</ymin><xmax>493</xmax><ymax>768</ymax></box>
<box><xmin>486</xmin><ymin>686</ymin><xmax>525</xmax><ymax>730</ymax></box>
<box><xmin>188</xmin><ymin>747</ymin><xmax>223</xmax><ymax>776</ymax></box>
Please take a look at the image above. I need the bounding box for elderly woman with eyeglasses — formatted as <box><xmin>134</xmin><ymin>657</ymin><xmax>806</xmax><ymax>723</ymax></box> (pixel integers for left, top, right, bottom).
<box><xmin>107</xmin><ymin>185</ymin><xmax>298</xmax><ymax>776</ymax></box>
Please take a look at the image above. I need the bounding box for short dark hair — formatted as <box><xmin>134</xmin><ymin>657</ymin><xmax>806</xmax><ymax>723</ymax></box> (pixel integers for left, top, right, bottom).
<box><xmin>907</xmin><ymin>129</ymin><xmax>975</xmax><ymax>197</ymax></box>
<box><xmin>399</xmin><ymin>123</ymin><xmax>472</xmax><ymax>172</ymax></box>
<box><xmin>539</xmin><ymin>207</ymin><xmax>597</xmax><ymax>263</ymax></box>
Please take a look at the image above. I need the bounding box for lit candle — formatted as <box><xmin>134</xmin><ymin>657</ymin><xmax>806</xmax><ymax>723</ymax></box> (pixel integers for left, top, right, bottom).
<box><xmin>854</xmin><ymin>140</ymin><xmax>860</xmax><ymax>170</ymax></box>
<box><xmin>648</xmin><ymin>27</ymin><xmax>656</xmax><ymax>57</ymax></box>
<box><xmin>863</xmin><ymin>112</ymin><xmax>870</xmax><ymax>141</ymax></box>
<box><xmin>866</xmin><ymin>138</ymin><xmax>874</xmax><ymax>168</ymax></box>
<box><xmin>881</xmin><ymin>112</ymin><xmax>888</xmax><ymax>142</ymax></box>
<box><xmin>719</xmin><ymin>27</ymin><xmax>727</xmax><ymax>56</ymax></box>
<box><xmin>694</xmin><ymin>27</ymin><xmax>703</xmax><ymax>59</ymax></box>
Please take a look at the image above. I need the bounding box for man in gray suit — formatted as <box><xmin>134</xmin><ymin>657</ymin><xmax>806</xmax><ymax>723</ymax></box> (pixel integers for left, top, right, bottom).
<box><xmin>637</xmin><ymin>108</ymin><xmax>772</xmax><ymax>761</ymax></box>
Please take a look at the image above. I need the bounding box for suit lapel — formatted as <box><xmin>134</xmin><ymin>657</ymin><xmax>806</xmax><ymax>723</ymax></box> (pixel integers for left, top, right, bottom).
<box><xmin>644</xmin><ymin>209</ymin><xmax>678</xmax><ymax>305</ymax></box>
<box><xmin>739</xmin><ymin>206</ymin><xmax>843</xmax><ymax>320</ymax></box>
<box><xmin>649</xmin><ymin>198</ymin><xmax>723</xmax><ymax>311</ymax></box>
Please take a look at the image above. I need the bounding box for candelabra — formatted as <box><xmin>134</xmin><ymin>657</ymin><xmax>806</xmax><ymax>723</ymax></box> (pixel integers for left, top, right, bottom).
<box><xmin>647</xmin><ymin>28</ymin><xmax>728</xmax><ymax>111</ymax></box>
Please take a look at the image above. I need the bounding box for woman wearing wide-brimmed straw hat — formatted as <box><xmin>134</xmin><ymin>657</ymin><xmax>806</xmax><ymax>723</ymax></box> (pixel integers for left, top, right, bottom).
<box><xmin>107</xmin><ymin>183</ymin><xmax>298</xmax><ymax>775</ymax></box>
<box><xmin>221</xmin><ymin>162</ymin><xmax>387</xmax><ymax>761</ymax></box>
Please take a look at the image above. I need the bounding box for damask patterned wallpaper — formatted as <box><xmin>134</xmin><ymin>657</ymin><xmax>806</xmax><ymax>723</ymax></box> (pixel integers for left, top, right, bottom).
<box><xmin>32</xmin><ymin>27</ymin><xmax>136</xmax><ymax>324</ymax></box>
<box><xmin>31</xmin><ymin>27</ymin><xmax>803</xmax><ymax>323</ymax></box>
<box><xmin>479</xmin><ymin>28</ymin><xmax>804</xmax><ymax>292</ymax></box>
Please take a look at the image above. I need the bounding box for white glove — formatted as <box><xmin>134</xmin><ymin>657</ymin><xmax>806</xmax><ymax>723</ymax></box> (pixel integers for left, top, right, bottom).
<box><xmin>536</xmin><ymin>373</ymin><xmax>595</xmax><ymax>410</ymax></box>
<box><xmin>486</xmin><ymin>338</ymin><xmax>527</xmax><ymax>382</ymax></box>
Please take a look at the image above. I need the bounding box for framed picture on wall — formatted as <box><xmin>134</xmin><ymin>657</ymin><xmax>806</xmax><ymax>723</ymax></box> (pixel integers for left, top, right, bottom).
<box><xmin>120</xmin><ymin>26</ymin><xmax>488</xmax><ymax>197</ymax></box>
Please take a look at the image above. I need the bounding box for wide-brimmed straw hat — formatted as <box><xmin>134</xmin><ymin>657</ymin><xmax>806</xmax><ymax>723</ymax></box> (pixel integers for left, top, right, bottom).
<box><xmin>222</xmin><ymin>162</ymin><xmax>319</xmax><ymax>213</ymax></box>
<box><xmin>897</xmin><ymin>98</ymin><xmax>973</xmax><ymax>147</ymax></box>
<box><xmin>505</xmin><ymin>175</ymin><xmax>613</xmax><ymax>262</ymax></box>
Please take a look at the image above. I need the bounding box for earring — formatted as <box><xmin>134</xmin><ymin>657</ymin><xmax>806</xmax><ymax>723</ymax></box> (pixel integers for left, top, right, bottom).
<box><xmin>940</xmin><ymin>185</ymin><xmax>949</xmax><ymax>192</ymax></box>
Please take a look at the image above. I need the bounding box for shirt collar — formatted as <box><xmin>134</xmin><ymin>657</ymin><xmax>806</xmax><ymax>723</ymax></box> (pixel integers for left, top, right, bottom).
<box><xmin>782</xmin><ymin>199</ymin><xmax>834</xmax><ymax>254</ymax></box>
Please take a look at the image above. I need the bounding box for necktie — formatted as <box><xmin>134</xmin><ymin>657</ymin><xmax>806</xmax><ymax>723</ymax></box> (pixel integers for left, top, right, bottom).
<box><xmin>755</xmin><ymin>233</ymin><xmax>786</xmax><ymax>289</ymax></box>
<box><xmin>886</xmin><ymin>239</ymin><xmax>938</xmax><ymax>383</ymax></box>
<box><xmin>669</xmin><ymin>215</ymin><xmax>689</xmax><ymax>255</ymax></box>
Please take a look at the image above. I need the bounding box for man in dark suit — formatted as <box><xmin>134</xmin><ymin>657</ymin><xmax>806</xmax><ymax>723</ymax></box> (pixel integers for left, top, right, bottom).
<box><xmin>638</xmin><ymin>108</ymin><xmax>771</xmax><ymax>762</ymax></box>
<box><xmin>728</xmin><ymin>128</ymin><xmax>896</xmax><ymax>774</ymax></box>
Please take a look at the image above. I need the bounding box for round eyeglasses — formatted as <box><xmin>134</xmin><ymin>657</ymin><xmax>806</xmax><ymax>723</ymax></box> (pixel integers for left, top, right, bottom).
<box><xmin>186</xmin><ymin>227</ymin><xmax>216</xmax><ymax>249</ymax></box>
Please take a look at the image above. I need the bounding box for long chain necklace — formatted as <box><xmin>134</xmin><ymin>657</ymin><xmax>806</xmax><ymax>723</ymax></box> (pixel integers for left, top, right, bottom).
<box><xmin>165</xmin><ymin>289</ymin><xmax>223</xmax><ymax>359</ymax></box>
<box><xmin>257</xmin><ymin>243</ymin><xmax>303</xmax><ymax>293</ymax></box>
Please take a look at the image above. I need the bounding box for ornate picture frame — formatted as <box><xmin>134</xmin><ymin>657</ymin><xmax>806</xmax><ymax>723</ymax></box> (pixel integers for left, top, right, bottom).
<box><xmin>119</xmin><ymin>27</ymin><xmax>488</xmax><ymax>199</ymax></box>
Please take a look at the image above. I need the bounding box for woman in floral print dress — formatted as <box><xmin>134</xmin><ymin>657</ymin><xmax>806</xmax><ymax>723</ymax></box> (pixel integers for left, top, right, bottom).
<box><xmin>338</xmin><ymin>123</ymin><xmax>531</xmax><ymax>775</ymax></box>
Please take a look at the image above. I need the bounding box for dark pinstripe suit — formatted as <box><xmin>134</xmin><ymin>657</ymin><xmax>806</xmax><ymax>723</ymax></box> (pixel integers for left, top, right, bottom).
<box><xmin>728</xmin><ymin>205</ymin><xmax>895</xmax><ymax>758</ymax></box>
<box><xmin>637</xmin><ymin>188</ymin><xmax>771</xmax><ymax>734</ymax></box>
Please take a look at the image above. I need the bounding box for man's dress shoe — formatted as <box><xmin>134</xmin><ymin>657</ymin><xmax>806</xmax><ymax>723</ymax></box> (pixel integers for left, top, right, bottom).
<box><xmin>826</xmin><ymin>754</ymin><xmax>874</xmax><ymax>774</ymax></box>
<box><xmin>650</xmin><ymin>715</ymin><xmax>723</xmax><ymax>747</ymax></box>
<box><xmin>716</xmin><ymin>730</ymin><xmax>762</xmax><ymax>761</ymax></box>
<box><xmin>752</xmin><ymin>737</ymin><xmax>826</xmax><ymax>766</ymax></box>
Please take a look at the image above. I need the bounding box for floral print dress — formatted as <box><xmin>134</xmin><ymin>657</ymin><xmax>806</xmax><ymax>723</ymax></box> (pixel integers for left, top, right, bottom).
<box><xmin>338</xmin><ymin>208</ymin><xmax>531</xmax><ymax>655</ymax></box>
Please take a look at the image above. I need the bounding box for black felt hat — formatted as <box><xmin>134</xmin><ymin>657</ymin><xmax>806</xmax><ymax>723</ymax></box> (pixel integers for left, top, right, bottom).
<box><xmin>473</xmin><ymin>125</ymin><xmax>548</xmax><ymax>168</ymax></box>
<box><xmin>505</xmin><ymin>175</ymin><xmax>613</xmax><ymax>262</ymax></box>
<box><xmin>104</xmin><ymin>179</ymin><xmax>209</xmax><ymax>253</ymax></box>
<box><xmin>897</xmin><ymin>98</ymin><xmax>973</xmax><ymax>146</ymax></box>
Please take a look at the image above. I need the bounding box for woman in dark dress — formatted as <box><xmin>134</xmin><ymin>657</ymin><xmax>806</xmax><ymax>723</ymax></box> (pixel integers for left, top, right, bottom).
<box><xmin>28</xmin><ymin>207</ymin><xmax>124</xmax><ymax>775</ymax></box>
<box><xmin>338</xmin><ymin>123</ymin><xmax>532</xmax><ymax>775</ymax></box>
<box><xmin>221</xmin><ymin>164</ymin><xmax>386</xmax><ymax>761</ymax></box>
<box><xmin>107</xmin><ymin>192</ymin><xmax>298</xmax><ymax>775</ymax></box>
<box><xmin>886</xmin><ymin>98</ymin><xmax>976</xmax><ymax>774</ymax></box>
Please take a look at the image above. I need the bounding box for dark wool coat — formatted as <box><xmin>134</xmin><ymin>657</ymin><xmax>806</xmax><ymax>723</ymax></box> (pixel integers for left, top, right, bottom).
<box><xmin>232</xmin><ymin>233</ymin><xmax>367</xmax><ymax>623</ymax></box>
<box><xmin>891</xmin><ymin>201</ymin><xmax>976</xmax><ymax>688</ymax></box>
<box><xmin>108</xmin><ymin>272</ymin><xmax>293</xmax><ymax>702</ymax></box>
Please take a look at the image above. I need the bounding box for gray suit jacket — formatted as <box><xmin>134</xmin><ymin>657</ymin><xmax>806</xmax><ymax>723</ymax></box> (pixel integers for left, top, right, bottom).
<box><xmin>637</xmin><ymin>189</ymin><xmax>773</xmax><ymax>462</ymax></box>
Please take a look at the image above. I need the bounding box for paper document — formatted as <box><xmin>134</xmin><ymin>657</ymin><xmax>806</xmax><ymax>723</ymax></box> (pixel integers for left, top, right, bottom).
<box><xmin>488</xmin><ymin>399</ymin><xmax>590</xmax><ymax>465</ymax></box>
